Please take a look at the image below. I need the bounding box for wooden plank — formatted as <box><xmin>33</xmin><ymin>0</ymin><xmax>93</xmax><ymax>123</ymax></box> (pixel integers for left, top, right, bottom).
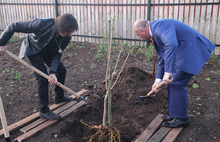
<box><xmin>162</xmin><ymin>127</ymin><xmax>183</xmax><ymax>142</ymax></box>
<box><xmin>150</xmin><ymin>0</ymin><xmax>154</xmax><ymax>20</ymax></box>
<box><xmin>119</xmin><ymin>0</ymin><xmax>123</xmax><ymax>44</ymax></box>
<box><xmin>0</xmin><ymin>89</ymin><xmax>87</xmax><ymax>136</ymax></box>
<box><xmin>164</xmin><ymin>0</ymin><xmax>168</xmax><ymax>19</ymax></box>
<box><xmin>210</xmin><ymin>3</ymin><xmax>218</xmax><ymax>43</ymax></box>
<box><xmin>131</xmin><ymin>0</ymin><xmax>135</xmax><ymax>45</ymax></box>
<box><xmin>133</xmin><ymin>0</ymin><xmax>140</xmax><ymax>45</ymax></box>
<box><xmin>194</xmin><ymin>0</ymin><xmax>201</xmax><ymax>31</ymax></box>
<box><xmin>183</xmin><ymin>0</ymin><xmax>189</xmax><ymax>25</ymax></box>
<box><xmin>98</xmin><ymin>0</ymin><xmax>103</xmax><ymax>44</ymax></box>
<box><xmin>0</xmin><ymin>102</ymin><xmax>65</xmax><ymax>137</ymax></box>
<box><xmin>107</xmin><ymin>0</ymin><xmax>111</xmax><ymax>34</ymax></box>
<box><xmin>216</xmin><ymin>4</ymin><xmax>220</xmax><ymax>46</ymax></box>
<box><xmin>188</xmin><ymin>0</ymin><xmax>195</xmax><ymax>28</ymax></box>
<box><xmin>136</xmin><ymin>0</ymin><xmax>140</xmax><ymax>21</ymax></box>
<box><xmin>159</xmin><ymin>0</ymin><xmax>164</xmax><ymax>19</ymax></box>
<box><xmin>173</xmin><ymin>0</ymin><xmax>178</xmax><ymax>20</ymax></box>
<box><xmin>95</xmin><ymin>0</ymin><xmax>99</xmax><ymax>43</ymax></box>
<box><xmin>204</xmin><ymin>0</ymin><xmax>212</xmax><ymax>39</ymax></box>
<box><xmin>154</xmin><ymin>0</ymin><xmax>159</xmax><ymax>20</ymax></box>
<box><xmin>16</xmin><ymin>101</ymin><xmax>86</xmax><ymax>142</ymax></box>
<box><xmin>16</xmin><ymin>0</ymin><xmax>23</xmax><ymax>37</ymax></box>
<box><xmin>215</xmin><ymin>47</ymin><xmax>220</xmax><ymax>55</ymax></box>
<box><xmin>135</xmin><ymin>0</ymin><xmax>140</xmax><ymax>46</ymax></box>
<box><xmin>80</xmin><ymin>0</ymin><xmax>85</xmax><ymax>42</ymax></box>
<box><xmin>91</xmin><ymin>0</ymin><xmax>95</xmax><ymax>43</ymax></box>
<box><xmin>123</xmin><ymin>0</ymin><xmax>127</xmax><ymax>44</ymax></box>
<box><xmin>20</xmin><ymin>101</ymin><xmax>77</xmax><ymax>133</ymax></box>
<box><xmin>199</xmin><ymin>0</ymin><xmax>206</xmax><ymax>35</ymax></box>
<box><xmin>147</xmin><ymin>126</ymin><xmax>171</xmax><ymax>142</ymax></box>
<box><xmin>114</xmin><ymin>0</ymin><xmax>119</xmax><ymax>45</ymax></box>
<box><xmin>83</xmin><ymin>0</ymin><xmax>88</xmax><ymax>42</ymax></box>
<box><xmin>88</xmin><ymin>0</ymin><xmax>92</xmax><ymax>43</ymax></box>
<box><xmin>127</xmin><ymin>0</ymin><xmax>131</xmax><ymax>46</ymax></box>
<box><xmin>140</xmin><ymin>0</ymin><xmax>145</xmax><ymax>46</ymax></box>
<box><xmin>135</xmin><ymin>114</ymin><xmax>163</xmax><ymax>142</ymax></box>
<box><xmin>73</xmin><ymin>0</ymin><xmax>78</xmax><ymax>42</ymax></box>
<box><xmin>76</xmin><ymin>0</ymin><xmax>81</xmax><ymax>42</ymax></box>
<box><xmin>168</xmin><ymin>0</ymin><xmax>174</xmax><ymax>19</ymax></box>
<box><xmin>178</xmin><ymin>0</ymin><xmax>184</xmax><ymax>22</ymax></box>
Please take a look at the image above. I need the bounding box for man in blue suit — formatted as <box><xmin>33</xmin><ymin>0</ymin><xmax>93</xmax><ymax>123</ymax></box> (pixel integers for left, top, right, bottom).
<box><xmin>133</xmin><ymin>19</ymin><xmax>215</xmax><ymax>128</ymax></box>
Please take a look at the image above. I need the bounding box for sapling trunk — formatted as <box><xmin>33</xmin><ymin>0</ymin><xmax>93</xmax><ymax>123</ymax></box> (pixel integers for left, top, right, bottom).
<box><xmin>103</xmin><ymin>20</ymin><xmax>113</xmax><ymax>128</ymax></box>
<box><xmin>102</xmin><ymin>18</ymin><xmax>135</xmax><ymax>142</ymax></box>
<box><xmin>107</xmin><ymin>20</ymin><xmax>113</xmax><ymax>128</ymax></box>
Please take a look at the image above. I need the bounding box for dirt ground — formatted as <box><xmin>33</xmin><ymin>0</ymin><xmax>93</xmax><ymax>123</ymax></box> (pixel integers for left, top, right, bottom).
<box><xmin>0</xmin><ymin>38</ymin><xmax>219</xmax><ymax>142</ymax></box>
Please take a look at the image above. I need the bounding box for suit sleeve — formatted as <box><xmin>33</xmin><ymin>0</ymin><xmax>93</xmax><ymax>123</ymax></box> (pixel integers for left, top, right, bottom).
<box><xmin>156</xmin><ymin>54</ymin><xmax>164</xmax><ymax>79</ymax></box>
<box><xmin>154</xmin><ymin>22</ymin><xmax>178</xmax><ymax>73</ymax></box>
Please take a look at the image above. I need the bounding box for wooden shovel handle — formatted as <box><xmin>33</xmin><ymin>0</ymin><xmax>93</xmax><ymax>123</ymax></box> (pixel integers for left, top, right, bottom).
<box><xmin>5</xmin><ymin>50</ymin><xmax>80</xmax><ymax>98</ymax></box>
<box><xmin>147</xmin><ymin>81</ymin><xmax>165</xmax><ymax>96</ymax></box>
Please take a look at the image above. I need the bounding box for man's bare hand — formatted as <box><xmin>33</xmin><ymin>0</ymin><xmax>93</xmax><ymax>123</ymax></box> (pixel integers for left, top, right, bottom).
<box><xmin>0</xmin><ymin>46</ymin><xmax>7</xmax><ymax>55</ymax></box>
<box><xmin>163</xmin><ymin>73</ymin><xmax>173</xmax><ymax>84</ymax></box>
<box><xmin>152</xmin><ymin>82</ymin><xmax>160</xmax><ymax>93</ymax></box>
<box><xmin>49</xmin><ymin>74</ymin><xmax>57</xmax><ymax>85</ymax></box>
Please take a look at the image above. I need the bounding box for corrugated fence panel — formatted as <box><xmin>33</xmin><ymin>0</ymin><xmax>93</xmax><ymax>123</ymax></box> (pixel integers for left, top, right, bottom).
<box><xmin>0</xmin><ymin>0</ymin><xmax>219</xmax><ymax>54</ymax></box>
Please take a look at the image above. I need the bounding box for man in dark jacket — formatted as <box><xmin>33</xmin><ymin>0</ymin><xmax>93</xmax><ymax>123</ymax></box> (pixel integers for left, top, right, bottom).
<box><xmin>133</xmin><ymin>19</ymin><xmax>215</xmax><ymax>128</ymax></box>
<box><xmin>0</xmin><ymin>13</ymin><xmax>78</xmax><ymax>120</ymax></box>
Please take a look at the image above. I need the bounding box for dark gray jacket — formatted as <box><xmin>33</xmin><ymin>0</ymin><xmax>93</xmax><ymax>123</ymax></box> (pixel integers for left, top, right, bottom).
<box><xmin>0</xmin><ymin>18</ymin><xmax>71</xmax><ymax>59</ymax></box>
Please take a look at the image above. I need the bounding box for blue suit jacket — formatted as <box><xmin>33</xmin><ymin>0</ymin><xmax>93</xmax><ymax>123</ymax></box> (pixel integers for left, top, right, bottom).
<box><xmin>150</xmin><ymin>19</ymin><xmax>215</xmax><ymax>79</ymax></box>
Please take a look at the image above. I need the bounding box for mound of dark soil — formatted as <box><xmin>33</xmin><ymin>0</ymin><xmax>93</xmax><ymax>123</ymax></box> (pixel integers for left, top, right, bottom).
<box><xmin>60</xmin><ymin>66</ymin><xmax>169</xmax><ymax>142</ymax></box>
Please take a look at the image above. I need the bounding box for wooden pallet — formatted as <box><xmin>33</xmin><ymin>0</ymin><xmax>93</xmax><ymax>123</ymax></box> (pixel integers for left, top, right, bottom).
<box><xmin>135</xmin><ymin>114</ymin><xmax>183</xmax><ymax>142</ymax></box>
<box><xmin>0</xmin><ymin>89</ymin><xmax>87</xmax><ymax>141</ymax></box>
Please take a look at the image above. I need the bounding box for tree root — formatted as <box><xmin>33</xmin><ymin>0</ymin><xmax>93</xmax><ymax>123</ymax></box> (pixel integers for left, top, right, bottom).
<box><xmin>80</xmin><ymin>120</ymin><xmax>120</xmax><ymax>142</ymax></box>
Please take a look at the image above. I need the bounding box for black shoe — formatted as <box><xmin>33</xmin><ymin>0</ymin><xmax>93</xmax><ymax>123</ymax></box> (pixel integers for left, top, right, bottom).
<box><xmin>55</xmin><ymin>96</ymin><xmax>73</xmax><ymax>104</ymax></box>
<box><xmin>162</xmin><ymin>118</ymin><xmax>189</xmax><ymax>128</ymax></box>
<box><xmin>39</xmin><ymin>111</ymin><xmax>61</xmax><ymax>120</ymax></box>
<box><xmin>162</xmin><ymin>115</ymin><xmax>174</xmax><ymax>121</ymax></box>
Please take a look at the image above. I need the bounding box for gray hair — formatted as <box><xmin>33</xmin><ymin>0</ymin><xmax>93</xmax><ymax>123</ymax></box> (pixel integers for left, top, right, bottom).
<box><xmin>134</xmin><ymin>20</ymin><xmax>148</xmax><ymax>32</ymax></box>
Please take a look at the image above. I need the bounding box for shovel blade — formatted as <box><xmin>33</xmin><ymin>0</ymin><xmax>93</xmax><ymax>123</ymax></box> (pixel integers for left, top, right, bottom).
<box><xmin>139</xmin><ymin>94</ymin><xmax>156</xmax><ymax>98</ymax></box>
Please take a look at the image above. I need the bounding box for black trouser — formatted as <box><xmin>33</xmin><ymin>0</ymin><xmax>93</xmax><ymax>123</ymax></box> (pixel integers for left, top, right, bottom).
<box><xmin>28</xmin><ymin>53</ymin><xmax>66</xmax><ymax>113</ymax></box>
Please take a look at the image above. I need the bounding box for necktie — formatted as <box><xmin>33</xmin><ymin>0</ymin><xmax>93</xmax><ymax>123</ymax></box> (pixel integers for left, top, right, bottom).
<box><xmin>151</xmin><ymin>36</ymin><xmax>154</xmax><ymax>47</ymax></box>
<box><xmin>151</xmin><ymin>36</ymin><xmax>157</xmax><ymax>80</ymax></box>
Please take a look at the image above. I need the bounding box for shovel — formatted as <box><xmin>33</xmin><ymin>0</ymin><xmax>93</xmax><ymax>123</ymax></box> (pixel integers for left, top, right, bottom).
<box><xmin>139</xmin><ymin>81</ymin><xmax>165</xmax><ymax>98</ymax></box>
<box><xmin>4</xmin><ymin>50</ymin><xmax>87</xmax><ymax>102</ymax></box>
